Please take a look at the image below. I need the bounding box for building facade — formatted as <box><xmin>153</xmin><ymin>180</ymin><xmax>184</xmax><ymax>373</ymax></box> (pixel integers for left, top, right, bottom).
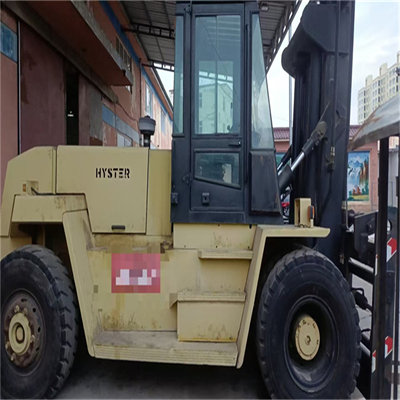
<box><xmin>0</xmin><ymin>1</ymin><xmax>173</xmax><ymax>202</ymax></box>
<box><xmin>274</xmin><ymin>126</ymin><xmax>379</xmax><ymax>213</ymax></box>
<box><xmin>358</xmin><ymin>51</ymin><xmax>400</xmax><ymax>124</ymax></box>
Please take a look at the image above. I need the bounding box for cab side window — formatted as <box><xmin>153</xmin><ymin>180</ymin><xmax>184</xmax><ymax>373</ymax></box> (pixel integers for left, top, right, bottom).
<box><xmin>194</xmin><ymin>15</ymin><xmax>242</xmax><ymax>135</ymax></box>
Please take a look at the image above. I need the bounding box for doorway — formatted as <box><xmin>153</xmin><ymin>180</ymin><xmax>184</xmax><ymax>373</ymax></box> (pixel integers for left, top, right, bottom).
<box><xmin>66</xmin><ymin>65</ymin><xmax>79</xmax><ymax>145</ymax></box>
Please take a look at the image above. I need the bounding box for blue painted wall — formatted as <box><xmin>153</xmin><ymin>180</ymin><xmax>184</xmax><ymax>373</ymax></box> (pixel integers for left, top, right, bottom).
<box><xmin>102</xmin><ymin>105</ymin><xmax>140</xmax><ymax>144</ymax></box>
<box><xmin>1</xmin><ymin>23</ymin><xmax>17</xmax><ymax>62</ymax></box>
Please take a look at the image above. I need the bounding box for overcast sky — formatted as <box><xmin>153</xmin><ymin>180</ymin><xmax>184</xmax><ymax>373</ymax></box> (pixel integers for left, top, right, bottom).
<box><xmin>158</xmin><ymin>0</ymin><xmax>400</xmax><ymax>127</ymax></box>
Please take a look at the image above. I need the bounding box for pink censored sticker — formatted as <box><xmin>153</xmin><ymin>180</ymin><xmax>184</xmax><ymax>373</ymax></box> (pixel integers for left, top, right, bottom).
<box><xmin>112</xmin><ymin>253</ymin><xmax>161</xmax><ymax>293</ymax></box>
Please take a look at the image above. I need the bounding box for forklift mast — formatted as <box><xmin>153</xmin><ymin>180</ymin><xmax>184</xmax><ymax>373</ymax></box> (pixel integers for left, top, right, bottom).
<box><xmin>282</xmin><ymin>1</ymin><xmax>355</xmax><ymax>267</ymax></box>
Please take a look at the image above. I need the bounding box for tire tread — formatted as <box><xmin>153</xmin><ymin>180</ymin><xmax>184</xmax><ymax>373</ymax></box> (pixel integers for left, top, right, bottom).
<box><xmin>1</xmin><ymin>245</ymin><xmax>78</xmax><ymax>399</ymax></box>
<box><xmin>257</xmin><ymin>249</ymin><xmax>361</xmax><ymax>399</ymax></box>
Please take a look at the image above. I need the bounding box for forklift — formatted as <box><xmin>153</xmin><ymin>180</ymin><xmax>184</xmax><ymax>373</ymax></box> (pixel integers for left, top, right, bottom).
<box><xmin>1</xmin><ymin>0</ymin><xmax>369</xmax><ymax>398</ymax></box>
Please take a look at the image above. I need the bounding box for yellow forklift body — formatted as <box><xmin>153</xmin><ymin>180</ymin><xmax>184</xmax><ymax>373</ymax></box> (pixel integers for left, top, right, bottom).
<box><xmin>0</xmin><ymin>147</ymin><xmax>329</xmax><ymax>367</ymax></box>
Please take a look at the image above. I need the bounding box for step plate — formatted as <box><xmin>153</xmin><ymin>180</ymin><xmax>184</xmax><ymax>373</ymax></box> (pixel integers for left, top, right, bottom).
<box><xmin>198</xmin><ymin>249</ymin><xmax>253</xmax><ymax>260</ymax></box>
<box><xmin>93</xmin><ymin>331</ymin><xmax>238</xmax><ymax>366</ymax></box>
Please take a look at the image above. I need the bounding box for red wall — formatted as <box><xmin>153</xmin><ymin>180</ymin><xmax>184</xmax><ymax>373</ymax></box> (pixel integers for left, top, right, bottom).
<box><xmin>275</xmin><ymin>141</ymin><xmax>289</xmax><ymax>154</ymax></box>
<box><xmin>102</xmin><ymin>123</ymin><xmax>117</xmax><ymax>146</ymax></box>
<box><xmin>91</xmin><ymin>1</ymin><xmax>172</xmax><ymax>148</ymax></box>
<box><xmin>92</xmin><ymin>1</ymin><xmax>140</xmax><ymax>145</ymax></box>
<box><xmin>0</xmin><ymin>9</ymin><xmax>18</xmax><ymax>203</ymax></box>
<box><xmin>20</xmin><ymin>23</ymin><xmax>65</xmax><ymax>152</ymax></box>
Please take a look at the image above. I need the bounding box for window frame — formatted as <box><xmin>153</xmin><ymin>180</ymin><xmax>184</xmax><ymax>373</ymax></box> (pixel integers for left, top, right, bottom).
<box><xmin>116</xmin><ymin>36</ymin><xmax>132</xmax><ymax>93</ymax></box>
<box><xmin>117</xmin><ymin>132</ymin><xmax>132</xmax><ymax>147</ymax></box>
<box><xmin>145</xmin><ymin>84</ymin><xmax>153</xmax><ymax>117</ymax></box>
<box><xmin>172</xmin><ymin>15</ymin><xmax>184</xmax><ymax>136</ymax></box>
<box><xmin>161</xmin><ymin>109</ymin><xmax>166</xmax><ymax>135</ymax></box>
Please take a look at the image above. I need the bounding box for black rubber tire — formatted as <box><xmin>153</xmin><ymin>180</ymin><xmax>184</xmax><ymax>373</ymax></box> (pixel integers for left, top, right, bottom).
<box><xmin>257</xmin><ymin>249</ymin><xmax>361</xmax><ymax>399</ymax></box>
<box><xmin>1</xmin><ymin>245</ymin><xmax>78</xmax><ymax>399</ymax></box>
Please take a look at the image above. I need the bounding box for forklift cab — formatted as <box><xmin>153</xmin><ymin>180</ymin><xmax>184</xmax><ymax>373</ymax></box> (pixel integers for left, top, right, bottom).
<box><xmin>171</xmin><ymin>0</ymin><xmax>282</xmax><ymax>225</ymax></box>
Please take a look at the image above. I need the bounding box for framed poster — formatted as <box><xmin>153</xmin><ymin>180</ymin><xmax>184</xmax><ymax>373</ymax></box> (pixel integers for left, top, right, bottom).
<box><xmin>347</xmin><ymin>151</ymin><xmax>369</xmax><ymax>202</ymax></box>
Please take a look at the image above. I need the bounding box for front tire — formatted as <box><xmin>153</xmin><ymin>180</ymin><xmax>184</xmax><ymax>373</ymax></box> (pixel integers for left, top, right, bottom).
<box><xmin>1</xmin><ymin>245</ymin><xmax>78</xmax><ymax>399</ymax></box>
<box><xmin>257</xmin><ymin>249</ymin><xmax>361</xmax><ymax>399</ymax></box>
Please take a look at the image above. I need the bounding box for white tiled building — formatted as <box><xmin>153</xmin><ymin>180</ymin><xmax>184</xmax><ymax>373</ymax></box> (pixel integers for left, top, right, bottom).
<box><xmin>358</xmin><ymin>51</ymin><xmax>400</xmax><ymax>124</ymax></box>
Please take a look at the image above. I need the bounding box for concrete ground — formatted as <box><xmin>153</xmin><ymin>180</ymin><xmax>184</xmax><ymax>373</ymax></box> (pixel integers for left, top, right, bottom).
<box><xmin>57</xmin><ymin>341</ymin><xmax>268</xmax><ymax>399</ymax></box>
<box><xmin>56</xmin><ymin>335</ymin><xmax>366</xmax><ymax>399</ymax></box>
<box><xmin>56</xmin><ymin>341</ymin><xmax>366</xmax><ymax>399</ymax></box>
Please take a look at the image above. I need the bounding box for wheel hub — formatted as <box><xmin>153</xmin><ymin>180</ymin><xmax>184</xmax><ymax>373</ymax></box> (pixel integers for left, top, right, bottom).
<box><xmin>294</xmin><ymin>314</ymin><xmax>320</xmax><ymax>361</ymax></box>
<box><xmin>9</xmin><ymin>312</ymin><xmax>31</xmax><ymax>355</ymax></box>
<box><xmin>3</xmin><ymin>293</ymin><xmax>43</xmax><ymax>368</ymax></box>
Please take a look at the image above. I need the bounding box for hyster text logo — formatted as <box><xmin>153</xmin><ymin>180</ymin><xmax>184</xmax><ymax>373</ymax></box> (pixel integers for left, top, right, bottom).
<box><xmin>96</xmin><ymin>168</ymin><xmax>130</xmax><ymax>179</ymax></box>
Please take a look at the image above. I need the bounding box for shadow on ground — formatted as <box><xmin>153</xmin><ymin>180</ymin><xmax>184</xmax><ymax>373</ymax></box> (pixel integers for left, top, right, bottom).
<box><xmin>57</xmin><ymin>338</ymin><xmax>269</xmax><ymax>399</ymax></box>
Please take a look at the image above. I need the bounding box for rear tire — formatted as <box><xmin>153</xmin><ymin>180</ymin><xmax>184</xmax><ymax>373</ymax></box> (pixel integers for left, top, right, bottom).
<box><xmin>1</xmin><ymin>245</ymin><xmax>78</xmax><ymax>399</ymax></box>
<box><xmin>257</xmin><ymin>249</ymin><xmax>361</xmax><ymax>399</ymax></box>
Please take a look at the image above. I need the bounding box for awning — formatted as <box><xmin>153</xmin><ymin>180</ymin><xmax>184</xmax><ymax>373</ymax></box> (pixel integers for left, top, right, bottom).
<box><xmin>121</xmin><ymin>0</ymin><xmax>301</xmax><ymax>72</ymax></box>
<box><xmin>26</xmin><ymin>1</ymin><xmax>134</xmax><ymax>86</ymax></box>
<box><xmin>348</xmin><ymin>96</ymin><xmax>400</xmax><ymax>151</ymax></box>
